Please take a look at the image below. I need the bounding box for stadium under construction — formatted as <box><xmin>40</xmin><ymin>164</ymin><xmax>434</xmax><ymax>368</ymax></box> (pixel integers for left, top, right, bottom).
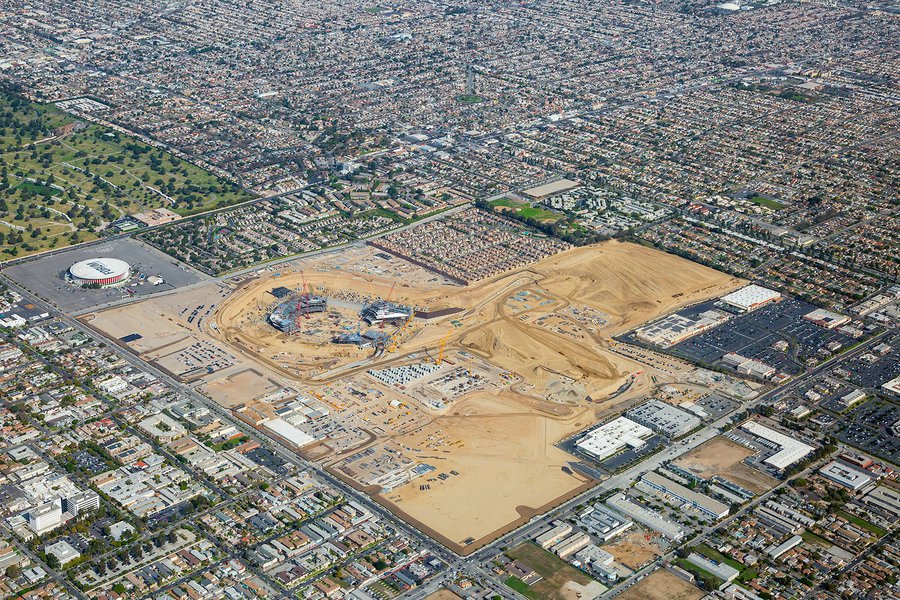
<box><xmin>267</xmin><ymin>292</ymin><xmax>328</xmax><ymax>334</ymax></box>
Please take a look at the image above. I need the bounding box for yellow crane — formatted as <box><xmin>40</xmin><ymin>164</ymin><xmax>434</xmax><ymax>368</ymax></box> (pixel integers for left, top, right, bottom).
<box><xmin>387</xmin><ymin>311</ymin><xmax>415</xmax><ymax>353</ymax></box>
<box><xmin>436</xmin><ymin>330</ymin><xmax>452</xmax><ymax>365</ymax></box>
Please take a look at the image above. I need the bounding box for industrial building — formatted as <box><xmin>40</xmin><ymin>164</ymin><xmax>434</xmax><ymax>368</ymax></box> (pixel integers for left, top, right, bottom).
<box><xmin>605</xmin><ymin>494</ymin><xmax>685</xmax><ymax>540</ymax></box>
<box><xmin>639</xmin><ymin>471</ymin><xmax>730</xmax><ymax>519</ymax></box>
<box><xmin>818</xmin><ymin>461</ymin><xmax>872</xmax><ymax>491</ymax></box>
<box><xmin>67</xmin><ymin>257</ymin><xmax>130</xmax><ymax>287</ymax></box>
<box><xmin>535</xmin><ymin>521</ymin><xmax>572</xmax><ymax>549</ymax></box>
<box><xmin>626</xmin><ymin>400</ymin><xmax>701</xmax><ymax>438</ymax></box>
<box><xmin>740</xmin><ymin>421</ymin><xmax>814</xmax><ymax>472</ymax></box>
<box><xmin>718</xmin><ymin>284</ymin><xmax>782</xmax><ymax>313</ymax></box>
<box><xmin>576</xmin><ymin>504</ymin><xmax>633</xmax><ymax>542</ymax></box>
<box><xmin>575</xmin><ymin>417</ymin><xmax>654</xmax><ymax>462</ymax></box>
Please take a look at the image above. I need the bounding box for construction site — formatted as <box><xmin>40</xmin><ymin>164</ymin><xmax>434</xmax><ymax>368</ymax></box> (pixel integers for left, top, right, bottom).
<box><xmin>81</xmin><ymin>240</ymin><xmax>742</xmax><ymax>554</ymax></box>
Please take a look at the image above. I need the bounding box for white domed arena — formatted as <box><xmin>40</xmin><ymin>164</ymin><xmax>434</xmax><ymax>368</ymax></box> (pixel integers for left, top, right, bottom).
<box><xmin>68</xmin><ymin>258</ymin><xmax>131</xmax><ymax>287</ymax></box>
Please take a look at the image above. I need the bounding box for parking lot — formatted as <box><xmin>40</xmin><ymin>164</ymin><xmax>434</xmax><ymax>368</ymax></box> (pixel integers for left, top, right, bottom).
<box><xmin>834</xmin><ymin>399</ymin><xmax>900</xmax><ymax>464</ymax></box>
<box><xmin>671</xmin><ymin>298</ymin><xmax>858</xmax><ymax>374</ymax></box>
<box><xmin>3</xmin><ymin>237</ymin><xmax>207</xmax><ymax>313</ymax></box>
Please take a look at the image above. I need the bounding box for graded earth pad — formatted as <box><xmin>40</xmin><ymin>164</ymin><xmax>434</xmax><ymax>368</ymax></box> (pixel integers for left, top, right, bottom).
<box><xmin>617</xmin><ymin>568</ymin><xmax>704</xmax><ymax>600</ymax></box>
<box><xmin>84</xmin><ymin>241</ymin><xmax>741</xmax><ymax>554</ymax></box>
<box><xmin>673</xmin><ymin>435</ymin><xmax>779</xmax><ymax>495</ymax></box>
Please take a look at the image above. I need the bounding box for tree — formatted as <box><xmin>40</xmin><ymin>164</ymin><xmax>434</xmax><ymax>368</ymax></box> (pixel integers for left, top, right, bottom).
<box><xmin>5</xmin><ymin>564</ymin><xmax>21</xmax><ymax>578</ymax></box>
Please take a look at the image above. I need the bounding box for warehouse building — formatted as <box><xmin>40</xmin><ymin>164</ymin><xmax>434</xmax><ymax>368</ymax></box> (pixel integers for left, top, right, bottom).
<box><xmin>575</xmin><ymin>417</ymin><xmax>654</xmax><ymax>462</ymax></box>
<box><xmin>740</xmin><ymin>421</ymin><xmax>814</xmax><ymax>472</ymax></box>
<box><xmin>626</xmin><ymin>399</ymin><xmax>701</xmax><ymax>438</ymax></box>
<box><xmin>639</xmin><ymin>471</ymin><xmax>730</xmax><ymax>519</ymax></box>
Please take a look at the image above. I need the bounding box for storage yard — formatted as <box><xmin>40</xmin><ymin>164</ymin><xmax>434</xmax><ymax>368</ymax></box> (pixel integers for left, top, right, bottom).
<box><xmin>82</xmin><ymin>239</ymin><xmax>741</xmax><ymax>554</ymax></box>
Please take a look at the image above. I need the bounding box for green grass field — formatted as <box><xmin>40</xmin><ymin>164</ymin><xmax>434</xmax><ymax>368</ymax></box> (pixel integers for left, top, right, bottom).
<box><xmin>0</xmin><ymin>89</ymin><xmax>254</xmax><ymax>258</ymax></box>
<box><xmin>748</xmin><ymin>196</ymin><xmax>785</xmax><ymax>210</ymax></box>
<box><xmin>489</xmin><ymin>197</ymin><xmax>561</xmax><ymax>222</ymax></box>
<box><xmin>836</xmin><ymin>510</ymin><xmax>887</xmax><ymax>537</ymax></box>
<box><xmin>505</xmin><ymin>543</ymin><xmax>595</xmax><ymax>600</ymax></box>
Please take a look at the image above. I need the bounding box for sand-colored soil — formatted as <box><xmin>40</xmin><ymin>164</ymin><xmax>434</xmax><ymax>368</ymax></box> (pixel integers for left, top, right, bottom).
<box><xmin>85</xmin><ymin>241</ymin><xmax>741</xmax><ymax>553</ymax></box>
<box><xmin>606</xmin><ymin>531</ymin><xmax>662</xmax><ymax>570</ymax></box>
<box><xmin>617</xmin><ymin>568</ymin><xmax>704</xmax><ymax>600</ymax></box>
<box><xmin>383</xmin><ymin>392</ymin><xmax>595</xmax><ymax>546</ymax></box>
<box><xmin>673</xmin><ymin>436</ymin><xmax>778</xmax><ymax>495</ymax></box>
<box><xmin>425</xmin><ymin>591</ymin><xmax>463</xmax><ymax>600</ymax></box>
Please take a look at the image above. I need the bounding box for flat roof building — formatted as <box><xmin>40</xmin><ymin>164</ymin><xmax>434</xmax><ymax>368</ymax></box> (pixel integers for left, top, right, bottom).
<box><xmin>521</xmin><ymin>178</ymin><xmax>581</xmax><ymax>200</ymax></box>
<box><xmin>818</xmin><ymin>461</ymin><xmax>872</xmax><ymax>491</ymax></box>
<box><xmin>535</xmin><ymin>521</ymin><xmax>572</xmax><ymax>549</ymax></box>
<box><xmin>575</xmin><ymin>417</ymin><xmax>654</xmax><ymax>462</ymax></box>
<box><xmin>640</xmin><ymin>471</ymin><xmax>730</xmax><ymax>519</ymax></box>
<box><xmin>741</xmin><ymin>421</ymin><xmax>814</xmax><ymax>471</ymax></box>
<box><xmin>719</xmin><ymin>284</ymin><xmax>782</xmax><ymax>313</ymax></box>
<box><xmin>803</xmin><ymin>308</ymin><xmax>850</xmax><ymax>329</ymax></box>
<box><xmin>626</xmin><ymin>399</ymin><xmax>701</xmax><ymax>438</ymax></box>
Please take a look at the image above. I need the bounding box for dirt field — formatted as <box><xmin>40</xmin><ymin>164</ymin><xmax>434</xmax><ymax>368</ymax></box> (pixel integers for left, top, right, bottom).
<box><xmin>382</xmin><ymin>392</ymin><xmax>595</xmax><ymax>546</ymax></box>
<box><xmin>673</xmin><ymin>436</ymin><xmax>778</xmax><ymax>495</ymax></box>
<box><xmin>617</xmin><ymin>568</ymin><xmax>704</xmax><ymax>600</ymax></box>
<box><xmin>425</xmin><ymin>590</ymin><xmax>463</xmax><ymax>600</ymax></box>
<box><xmin>84</xmin><ymin>240</ymin><xmax>741</xmax><ymax>553</ymax></box>
<box><xmin>605</xmin><ymin>531</ymin><xmax>662</xmax><ymax>570</ymax></box>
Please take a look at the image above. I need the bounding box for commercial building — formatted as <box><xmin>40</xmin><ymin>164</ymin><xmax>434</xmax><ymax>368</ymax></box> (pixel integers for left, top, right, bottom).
<box><xmin>626</xmin><ymin>400</ymin><xmax>701</xmax><ymax>438</ymax></box>
<box><xmin>44</xmin><ymin>540</ymin><xmax>81</xmax><ymax>566</ymax></box>
<box><xmin>803</xmin><ymin>308</ymin><xmax>850</xmax><ymax>329</ymax></box>
<box><xmin>718</xmin><ymin>284</ymin><xmax>782</xmax><ymax>313</ymax></box>
<box><xmin>61</xmin><ymin>490</ymin><xmax>100</xmax><ymax>517</ymax></box>
<box><xmin>575</xmin><ymin>417</ymin><xmax>654</xmax><ymax>462</ymax></box>
<box><xmin>639</xmin><ymin>471</ymin><xmax>730</xmax><ymax>519</ymax></box>
<box><xmin>26</xmin><ymin>500</ymin><xmax>63</xmax><ymax>535</ymax></box>
<box><xmin>881</xmin><ymin>375</ymin><xmax>900</xmax><ymax>395</ymax></box>
<box><xmin>68</xmin><ymin>258</ymin><xmax>130</xmax><ymax>287</ymax></box>
<box><xmin>818</xmin><ymin>461</ymin><xmax>872</xmax><ymax>491</ymax></box>
<box><xmin>359</xmin><ymin>300</ymin><xmax>412</xmax><ymax>325</ymax></box>
<box><xmin>635</xmin><ymin>310</ymin><xmax>731</xmax><ymax>348</ymax></box>
<box><xmin>740</xmin><ymin>422</ymin><xmax>814</xmax><ymax>471</ymax></box>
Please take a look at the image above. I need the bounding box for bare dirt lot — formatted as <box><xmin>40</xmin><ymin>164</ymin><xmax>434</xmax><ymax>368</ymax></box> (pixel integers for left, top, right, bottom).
<box><xmin>617</xmin><ymin>568</ymin><xmax>704</xmax><ymax>600</ymax></box>
<box><xmin>84</xmin><ymin>241</ymin><xmax>741</xmax><ymax>553</ymax></box>
<box><xmin>605</xmin><ymin>530</ymin><xmax>663</xmax><ymax>571</ymax></box>
<box><xmin>672</xmin><ymin>435</ymin><xmax>778</xmax><ymax>495</ymax></box>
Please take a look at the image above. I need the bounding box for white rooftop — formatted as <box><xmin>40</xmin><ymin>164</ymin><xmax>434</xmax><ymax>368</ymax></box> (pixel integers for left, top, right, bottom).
<box><xmin>576</xmin><ymin>417</ymin><xmax>653</xmax><ymax>462</ymax></box>
<box><xmin>742</xmin><ymin>421</ymin><xmax>814</xmax><ymax>470</ymax></box>
<box><xmin>720</xmin><ymin>284</ymin><xmax>781</xmax><ymax>311</ymax></box>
